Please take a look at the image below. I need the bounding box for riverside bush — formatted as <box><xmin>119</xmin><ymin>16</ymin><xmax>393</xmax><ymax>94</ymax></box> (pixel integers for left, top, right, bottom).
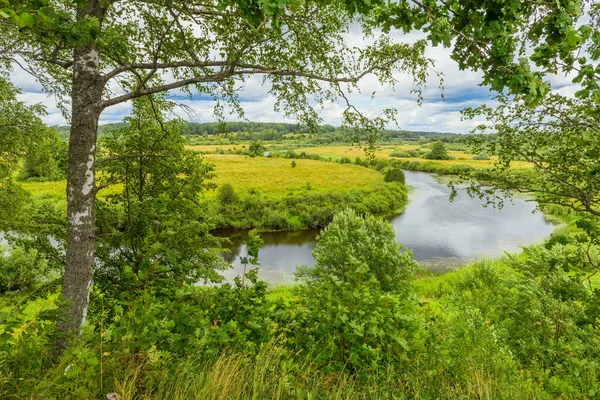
<box><xmin>211</xmin><ymin>182</ymin><xmax>408</xmax><ymax>230</ymax></box>
<box><xmin>384</xmin><ymin>168</ymin><xmax>406</xmax><ymax>184</ymax></box>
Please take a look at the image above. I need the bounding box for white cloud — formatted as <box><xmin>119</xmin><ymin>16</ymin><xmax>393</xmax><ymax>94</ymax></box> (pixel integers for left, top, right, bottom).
<box><xmin>6</xmin><ymin>24</ymin><xmax>578</xmax><ymax>134</ymax></box>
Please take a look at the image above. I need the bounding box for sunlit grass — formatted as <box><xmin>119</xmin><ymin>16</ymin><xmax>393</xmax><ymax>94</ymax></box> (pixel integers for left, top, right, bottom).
<box><xmin>202</xmin><ymin>154</ymin><xmax>383</xmax><ymax>196</ymax></box>
<box><xmin>20</xmin><ymin>155</ymin><xmax>384</xmax><ymax>199</ymax></box>
<box><xmin>20</xmin><ymin>180</ymin><xmax>66</xmax><ymax>198</ymax></box>
<box><xmin>294</xmin><ymin>145</ymin><xmax>533</xmax><ymax>169</ymax></box>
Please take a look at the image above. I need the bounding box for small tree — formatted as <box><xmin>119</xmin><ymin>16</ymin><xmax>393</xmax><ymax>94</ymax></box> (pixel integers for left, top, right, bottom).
<box><xmin>248</xmin><ymin>141</ymin><xmax>266</xmax><ymax>157</ymax></box>
<box><xmin>20</xmin><ymin>129</ymin><xmax>68</xmax><ymax>181</ymax></box>
<box><xmin>425</xmin><ymin>141</ymin><xmax>451</xmax><ymax>160</ymax></box>
<box><xmin>384</xmin><ymin>168</ymin><xmax>405</xmax><ymax>184</ymax></box>
<box><xmin>94</xmin><ymin>97</ymin><xmax>225</xmax><ymax>301</ymax></box>
<box><xmin>217</xmin><ymin>183</ymin><xmax>239</xmax><ymax>206</ymax></box>
<box><xmin>298</xmin><ymin>208</ymin><xmax>417</xmax><ymax>294</ymax></box>
<box><xmin>291</xmin><ymin>160</ymin><xmax>297</xmax><ymax>168</ymax></box>
<box><xmin>294</xmin><ymin>209</ymin><xmax>418</xmax><ymax>369</ymax></box>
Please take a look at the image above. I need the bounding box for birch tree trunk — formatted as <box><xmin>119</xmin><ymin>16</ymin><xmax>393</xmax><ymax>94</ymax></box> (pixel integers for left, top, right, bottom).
<box><xmin>57</xmin><ymin>2</ymin><xmax>105</xmax><ymax>338</ymax></box>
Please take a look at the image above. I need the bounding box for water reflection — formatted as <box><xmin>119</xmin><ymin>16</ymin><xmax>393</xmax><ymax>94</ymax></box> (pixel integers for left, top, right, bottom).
<box><xmin>216</xmin><ymin>170</ymin><xmax>555</xmax><ymax>283</ymax></box>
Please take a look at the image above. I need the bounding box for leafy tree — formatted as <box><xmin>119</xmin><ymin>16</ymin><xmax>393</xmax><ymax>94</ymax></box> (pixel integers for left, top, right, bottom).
<box><xmin>94</xmin><ymin>97</ymin><xmax>225</xmax><ymax>304</ymax></box>
<box><xmin>0</xmin><ymin>77</ymin><xmax>48</xmax><ymax>180</ymax></box>
<box><xmin>20</xmin><ymin>128</ymin><xmax>68</xmax><ymax>181</ymax></box>
<box><xmin>377</xmin><ymin>0</ymin><xmax>591</xmax><ymax>106</ymax></box>
<box><xmin>384</xmin><ymin>168</ymin><xmax>405</xmax><ymax>184</ymax></box>
<box><xmin>293</xmin><ymin>209</ymin><xmax>418</xmax><ymax>369</ymax></box>
<box><xmin>0</xmin><ymin>76</ymin><xmax>57</xmax><ymax>231</ymax></box>
<box><xmin>248</xmin><ymin>141</ymin><xmax>266</xmax><ymax>157</ymax></box>
<box><xmin>298</xmin><ymin>208</ymin><xmax>417</xmax><ymax>294</ymax></box>
<box><xmin>462</xmin><ymin>92</ymin><xmax>600</xmax><ymax>278</ymax></box>
<box><xmin>217</xmin><ymin>183</ymin><xmax>239</xmax><ymax>206</ymax></box>
<box><xmin>465</xmin><ymin>94</ymin><xmax>599</xmax><ymax>218</ymax></box>
<box><xmin>425</xmin><ymin>140</ymin><xmax>451</xmax><ymax>160</ymax></box>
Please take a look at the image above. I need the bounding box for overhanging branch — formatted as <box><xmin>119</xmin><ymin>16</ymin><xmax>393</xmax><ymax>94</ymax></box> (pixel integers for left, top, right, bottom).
<box><xmin>100</xmin><ymin>61</ymin><xmax>396</xmax><ymax>109</ymax></box>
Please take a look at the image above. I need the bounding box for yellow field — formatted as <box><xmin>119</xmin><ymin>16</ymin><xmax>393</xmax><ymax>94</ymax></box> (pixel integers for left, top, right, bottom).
<box><xmin>186</xmin><ymin>143</ymin><xmax>532</xmax><ymax>169</ymax></box>
<box><xmin>293</xmin><ymin>145</ymin><xmax>533</xmax><ymax>169</ymax></box>
<box><xmin>21</xmin><ymin>155</ymin><xmax>384</xmax><ymax>199</ymax></box>
<box><xmin>202</xmin><ymin>154</ymin><xmax>383</xmax><ymax>196</ymax></box>
<box><xmin>187</xmin><ymin>144</ymin><xmax>288</xmax><ymax>153</ymax></box>
<box><xmin>187</xmin><ymin>144</ymin><xmax>240</xmax><ymax>152</ymax></box>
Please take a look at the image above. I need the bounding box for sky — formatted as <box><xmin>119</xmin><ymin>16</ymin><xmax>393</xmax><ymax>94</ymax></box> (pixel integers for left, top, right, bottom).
<box><xmin>8</xmin><ymin>23</ymin><xmax>579</xmax><ymax>134</ymax></box>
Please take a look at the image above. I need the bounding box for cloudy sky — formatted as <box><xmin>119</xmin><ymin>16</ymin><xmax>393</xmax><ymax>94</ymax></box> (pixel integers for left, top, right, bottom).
<box><xmin>8</xmin><ymin>24</ymin><xmax>578</xmax><ymax>134</ymax></box>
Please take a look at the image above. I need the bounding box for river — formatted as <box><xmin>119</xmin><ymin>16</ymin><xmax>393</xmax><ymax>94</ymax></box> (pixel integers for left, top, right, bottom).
<box><xmin>218</xmin><ymin>170</ymin><xmax>555</xmax><ymax>283</ymax></box>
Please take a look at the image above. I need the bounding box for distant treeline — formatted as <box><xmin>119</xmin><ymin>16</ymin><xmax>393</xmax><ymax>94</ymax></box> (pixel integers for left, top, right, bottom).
<box><xmin>53</xmin><ymin>121</ymin><xmax>457</xmax><ymax>141</ymax></box>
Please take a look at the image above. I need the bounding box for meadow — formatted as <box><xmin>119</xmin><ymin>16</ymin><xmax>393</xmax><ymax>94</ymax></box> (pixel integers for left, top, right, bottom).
<box><xmin>20</xmin><ymin>154</ymin><xmax>386</xmax><ymax>199</ymax></box>
<box><xmin>204</xmin><ymin>154</ymin><xmax>384</xmax><ymax>196</ymax></box>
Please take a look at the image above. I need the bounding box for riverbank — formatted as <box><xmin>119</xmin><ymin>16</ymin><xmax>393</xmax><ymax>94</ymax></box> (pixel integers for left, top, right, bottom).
<box><xmin>219</xmin><ymin>169</ymin><xmax>556</xmax><ymax>284</ymax></box>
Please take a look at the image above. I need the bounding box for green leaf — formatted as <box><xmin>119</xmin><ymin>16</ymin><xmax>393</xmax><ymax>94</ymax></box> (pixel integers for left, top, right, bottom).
<box><xmin>18</xmin><ymin>12</ymin><xmax>34</xmax><ymax>28</ymax></box>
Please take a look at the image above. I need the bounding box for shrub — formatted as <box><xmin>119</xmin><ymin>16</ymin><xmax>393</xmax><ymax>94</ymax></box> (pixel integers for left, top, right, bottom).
<box><xmin>217</xmin><ymin>183</ymin><xmax>239</xmax><ymax>205</ymax></box>
<box><xmin>424</xmin><ymin>141</ymin><xmax>452</xmax><ymax>160</ymax></box>
<box><xmin>300</xmin><ymin>208</ymin><xmax>417</xmax><ymax>294</ymax></box>
<box><xmin>374</xmin><ymin>159</ymin><xmax>389</xmax><ymax>171</ymax></box>
<box><xmin>0</xmin><ymin>245</ymin><xmax>49</xmax><ymax>293</ymax></box>
<box><xmin>384</xmin><ymin>168</ymin><xmax>405</xmax><ymax>184</ymax></box>
<box><xmin>293</xmin><ymin>209</ymin><xmax>418</xmax><ymax>370</ymax></box>
<box><xmin>473</xmin><ymin>153</ymin><xmax>490</xmax><ymax>160</ymax></box>
<box><xmin>389</xmin><ymin>150</ymin><xmax>411</xmax><ymax>158</ymax></box>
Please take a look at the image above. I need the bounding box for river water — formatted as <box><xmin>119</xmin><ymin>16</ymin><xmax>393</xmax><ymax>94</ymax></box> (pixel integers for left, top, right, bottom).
<box><xmin>219</xmin><ymin>170</ymin><xmax>556</xmax><ymax>282</ymax></box>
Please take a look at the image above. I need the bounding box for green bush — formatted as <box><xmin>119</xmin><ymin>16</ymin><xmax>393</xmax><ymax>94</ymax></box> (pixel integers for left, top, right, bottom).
<box><xmin>424</xmin><ymin>141</ymin><xmax>452</xmax><ymax>160</ymax></box>
<box><xmin>300</xmin><ymin>208</ymin><xmax>417</xmax><ymax>294</ymax></box>
<box><xmin>217</xmin><ymin>183</ymin><xmax>239</xmax><ymax>205</ymax></box>
<box><xmin>389</xmin><ymin>150</ymin><xmax>411</xmax><ymax>158</ymax></box>
<box><xmin>0</xmin><ymin>245</ymin><xmax>49</xmax><ymax>293</ymax></box>
<box><xmin>384</xmin><ymin>168</ymin><xmax>406</xmax><ymax>184</ymax></box>
<box><xmin>292</xmin><ymin>209</ymin><xmax>418</xmax><ymax>370</ymax></box>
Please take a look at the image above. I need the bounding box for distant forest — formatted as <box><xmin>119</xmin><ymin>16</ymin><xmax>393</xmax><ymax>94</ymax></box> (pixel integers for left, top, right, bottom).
<box><xmin>53</xmin><ymin>121</ymin><xmax>457</xmax><ymax>141</ymax></box>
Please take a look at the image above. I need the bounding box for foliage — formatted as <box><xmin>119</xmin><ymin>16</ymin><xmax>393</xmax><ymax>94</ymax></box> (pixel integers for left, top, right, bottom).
<box><xmin>247</xmin><ymin>141</ymin><xmax>266</xmax><ymax>157</ymax></box>
<box><xmin>292</xmin><ymin>260</ymin><xmax>417</xmax><ymax>371</ymax></box>
<box><xmin>377</xmin><ymin>0</ymin><xmax>591</xmax><ymax>106</ymax></box>
<box><xmin>19</xmin><ymin>128</ymin><xmax>68</xmax><ymax>181</ymax></box>
<box><xmin>0</xmin><ymin>245</ymin><xmax>49</xmax><ymax>294</ymax></box>
<box><xmin>390</xmin><ymin>149</ymin><xmax>414</xmax><ymax>158</ymax></box>
<box><xmin>213</xmin><ymin>182</ymin><xmax>408</xmax><ymax>230</ymax></box>
<box><xmin>298</xmin><ymin>209</ymin><xmax>417</xmax><ymax>294</ymax></box>
<box><xmin>384</xmin><ymin>167</ymin><xmax>405</xmax><ymax>184</ymax></box>
<box><xmin>288</xmin><ymin>209</ymin><xmax>417</xmax><ymax>370</ymax></box>
<box><xmin>0</xmin><ymin>77</ymin><xmax>48</xmax><ymax>181</ymax></box>
<box><xmin>94</xmin><ymin>98</ymin><xmax>226</xmax><ymax>302</ymax></box>
<box><xmin>217</xmin><ymin>183</ymin><xmax>239</xmax><ymax>206</ymax></box>
<box><xmin>464</xmin><ymin>93</ymin><xmax>599</xmax><ymax>218</ymax></box>
<box><xmin>424</xmin><ymin>140</ymin><xmax>452</xmax><ymax>160</ymax></box>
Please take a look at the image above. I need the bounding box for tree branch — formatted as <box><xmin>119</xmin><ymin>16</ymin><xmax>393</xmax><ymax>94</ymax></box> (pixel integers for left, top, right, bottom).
<box><xmin>100</xmin><ymin>61</ymin><xmax>395</xmax><ymax>109</ymax></box>
<box><xmin>95</xmin><ymin>153</ymin><xmax>174</xmax><ymax>166</ymax></box>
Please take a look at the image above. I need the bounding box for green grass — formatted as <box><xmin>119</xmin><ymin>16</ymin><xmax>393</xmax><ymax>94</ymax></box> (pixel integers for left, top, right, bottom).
<box><xmin>293</xmin><ymin>144</ymin><xmax>533</xmax><ymax>169</ymax></box>
<box><xmin>203</xmin><ymin>154</ymin><xmax>384</xmax><ymax>196</ymax></box>
<box><xmin>20</xmin><ymin>155</ymin><xmax>385</xmax><ymax>199</ymax></box>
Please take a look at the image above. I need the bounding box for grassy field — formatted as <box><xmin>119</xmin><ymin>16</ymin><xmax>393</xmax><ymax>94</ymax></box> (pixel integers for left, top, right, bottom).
<box><xmin>203</xmin><ymin>154</ymin><xmax>383</xmax><ymax>196</ymax></box>
<box><xmin>19</xmin><ymin>143</ymin><xmax>532</xmax><ymax>199</ymax></box>
<box><xmin>20</xmin><ymin>154</ymin><xmax>385</xmax><ymax>199</ymax></box>
<box><xmin>186</xmin><ymin>143</ymin><xmax>533</xmax><ymax>169</ymax></box>
<box><xmin>293</xmin><ymin>144</ymin><xmax>533</xmax><ymax>169</ymax></box>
